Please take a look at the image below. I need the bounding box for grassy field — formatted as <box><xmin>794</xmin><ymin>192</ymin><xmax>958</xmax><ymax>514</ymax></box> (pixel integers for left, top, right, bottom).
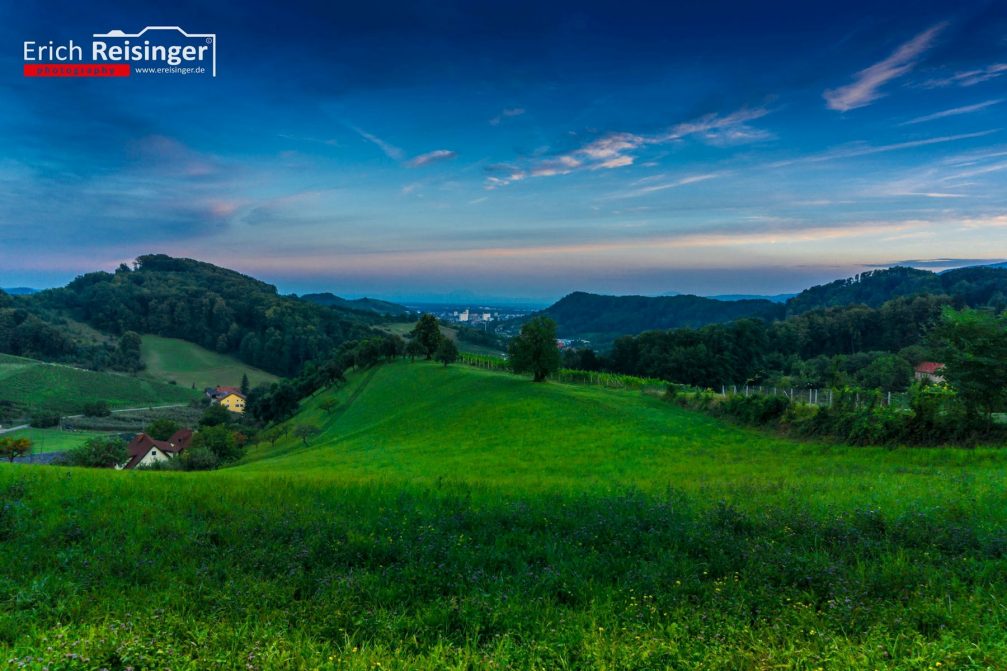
<box><xmin>140</xmin><ymin>335</ymin><xmax>279</xmax><ymax>390</ymax></box>
<box><xmin>0</xmin><ymin>353</ymin><xmax>198</xmax><ymax>416</ymax></box>
<box><xmin>0</xmin><ymin>427</ymin><xmax>113</xmax><ymax>454</ymax></box>
<box><xmin>2</xmin><ymin>361</ymin><xmax>1007</xmax><ymax>668</ymax></box>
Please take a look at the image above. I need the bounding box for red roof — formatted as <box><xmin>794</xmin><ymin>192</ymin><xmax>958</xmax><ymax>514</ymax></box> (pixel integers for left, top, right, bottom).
<box><xmin>123</xmin><ymin>429</ymin><xmax>193</xmax><ymax>469</ymax></box>
<box><xmin>915</xmin><ymin>362</ymin><xmax>945</xmax><ymax>374</ymax></box>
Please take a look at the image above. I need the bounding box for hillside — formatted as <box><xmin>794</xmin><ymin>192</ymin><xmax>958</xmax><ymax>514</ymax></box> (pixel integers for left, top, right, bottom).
<box><xmin>9</xmin><ymin>255</ymin><xmax>380</xmax><ymax>375</ymax></box>
<box><xmin>243</xmin><ymin>362</ymin><xmax>1001</xmax><ymax>498</ymax></box>
<box><xmin>0</xmin><ymin>352</ymin><xmax>197</xmax><ymax>416</ymax></box>
<box><xmin>523</xmin><ymin>266</ymin><xmax>1007</xmax><ymax>348</ymax></box>
<box><xmin>3</xmin><ymin>362</ymin><xmax>1007</xmax><ymax>667</ymax></box>
<box><xmin>300</xmin><ymin>292</ymin><xmax>411</xmax><ymax>316</ymax></box>
<box><xmin>786</xmin><ymin>265</ymin><xmax>1007</xmax><ymax>315</ymax></box>
<box><xmin>536</xmin><ymin>291</ymin><xmax>784</xmax><ymax>345</ymax></box>
<box><xmin>140</xmin><ymin>335</ymin><xmax>279</xmax><ymax>390</ymax></box>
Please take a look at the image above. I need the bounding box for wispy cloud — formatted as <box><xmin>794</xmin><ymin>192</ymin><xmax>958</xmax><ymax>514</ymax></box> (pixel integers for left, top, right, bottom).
<box><xmin>901</xmin><ymin>99</ymin><xmax>1002</xmax><ymax>125</ymax></box>
<box><xmin>606</xmin><ymin>172</ymin><xmax>725</xmax><ymax>199</ymax></box>
<box><xmin>767</xmin><ymin>130</ymin><xmax>998</xmax><ymax>168</ymax></box>
<box><xmin>485</xmin><ymin>107</ymin><xmax>770</xmax><ymax>188</ymax></box>
<box><xmin>922</xmin><ymin>63</ymin><xmax>1007</xmax><ymax>88</ymax></box>
<box><xmin>350</xmin><ymin>125</ymin><xmax>405</xmax><ymax>161</ymax></box>
<box><xmin>490</xmin><ymin>108</ymin><xmax>525</xmax><ymax>125</ymax></box>
<box><xmin>406</xmin><ymin>149</ymin><xmax>457</xmax><ymax>168</ymax></box>
<box><xmin>824</xmin><ymin>22</ymin><xmax>946</xmax><ymax>112</ymax></box>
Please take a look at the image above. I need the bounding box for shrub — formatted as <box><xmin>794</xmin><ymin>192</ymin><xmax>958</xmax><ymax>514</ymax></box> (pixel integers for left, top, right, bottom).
<box><xmin>82</xmin><ymin>401</ymin><xmax>111</xmax><ymax>417</ymax></box>
<box><xmin>179</xmin><ymin>446</ymin><xmax>220</xmax><ymax>471</ymax></box>
<box><xmin>147</xmin><ymin>418</ymin><xmax>181</xmax><ymax>441</ymax></box>
<box><xmin>718</xmin><ymin>394</ymin><xmax>790</xmax><ymax>425</ymax></box>
<box><xmin>199</xmin><ymin>403</ymin><xmax>232</xmax><ymax>427</ymax></box>
<box><xmin>58</xmin><ymin>436</ymin><xmax>127</xmax><ymax>468</ymax></box>
<box><xmin>189</xmin><ymin>425</ymin><xmax>243</xmax><ymax>464</ymax></box>
<box><xmin>30</xmin><ymin>412</ymin><xmax>60</xmax><ymax>428</ymax></box>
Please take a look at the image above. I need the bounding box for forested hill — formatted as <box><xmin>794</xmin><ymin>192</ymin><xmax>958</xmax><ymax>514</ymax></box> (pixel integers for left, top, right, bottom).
<box><xmin>532</xmin><ymin>265</ymin><xmax>1007</xmax><ymax>346</ymax></box>
<box><xmin>10</xmin><ymin>255</ymin><xmax>379</xmax><ymax>376</ymax></box>
<box><xmin>540</xmin><ymin>291</ymin><xmax>785</xmax><ymax>343</ymax></box>
<box><xmin>786</xmin><ymin>265</ymin><xmax>1007</xmax><ymax>315</ymax></box>
<box><xmin>300</xmin><ymin>292</ymin><xmax>411</xmax><ymax>316</ymax></box>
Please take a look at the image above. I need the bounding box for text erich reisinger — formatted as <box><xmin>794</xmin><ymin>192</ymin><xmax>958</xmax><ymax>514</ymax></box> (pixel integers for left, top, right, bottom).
<box><xmin>22</xmin><ymin>28</ymin><xmax>216</xmax><ymax>77</ymax></box>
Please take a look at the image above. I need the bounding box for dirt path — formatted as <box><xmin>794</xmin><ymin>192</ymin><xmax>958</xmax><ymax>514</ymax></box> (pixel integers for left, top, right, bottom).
<box><xmin>62</xmin><ymin>403</ymin><xmax>190</xmax><ymax>420</ymax></box>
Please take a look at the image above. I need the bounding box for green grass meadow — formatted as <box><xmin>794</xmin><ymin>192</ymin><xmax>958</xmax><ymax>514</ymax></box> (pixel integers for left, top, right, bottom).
<box><xmin>2</xmin><ymin>361</ymin><xmax>1007</xmax><ymax>668</ymax></box>
<box><xmin>0</xmin><ymin>353</ymin><xmax>198</xmax><ymax>416</ymax></box>
<box><xmin>140</xmin><ymin>335</ymin><xmax>279</xmax><ymax>390</ymax></box>
<box><xmin>1</xmin><ymin>427</ymin><xmax>112</xmax><ymax>454</ymax></box>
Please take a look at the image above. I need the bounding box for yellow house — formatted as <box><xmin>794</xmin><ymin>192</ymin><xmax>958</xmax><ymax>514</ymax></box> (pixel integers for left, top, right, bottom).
<box><xmin>217</xmin><ymin>392</ymin><xmax>246</xmax><ymax>413</ymax></box>
<box><xmin>207</xmin><ymin>386</ymin><xmax>247</xmax><ymax>413</ymax></box>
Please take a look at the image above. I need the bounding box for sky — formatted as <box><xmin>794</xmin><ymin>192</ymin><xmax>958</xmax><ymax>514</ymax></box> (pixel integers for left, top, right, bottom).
<box><xmin>1</xmin><ymin>0</ymin><xmax>1006</xmax><ymax>302</ymax></box>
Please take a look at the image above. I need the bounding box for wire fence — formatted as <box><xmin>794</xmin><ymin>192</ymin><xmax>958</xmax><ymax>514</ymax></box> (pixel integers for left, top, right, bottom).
<box><xmin>716</xmin><ymin>384</ymin><xmax>911</xmax><ymax>409</ymax></box>
<box><xmin>458</xmin><ymin>353</ymin><xmax>913</xmax><ymax>408</ymax></box>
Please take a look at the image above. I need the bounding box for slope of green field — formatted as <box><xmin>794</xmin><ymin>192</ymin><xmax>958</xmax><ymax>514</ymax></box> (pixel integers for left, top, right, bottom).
<box><xmin>2</xmin><ymin>362</ymin><xmax>1007</xmax><ymax>668</ymax></box>
<box><xmin>243</xmin><ymin>362</ymin><xmax>1007</xmax><ymax>506</ymax></box>
<box><xmin>1</xmin><ymin>427</ymin><xmax>111</xmax><ymax>453</ymax></box>
<box><xmin>140</xmin><ymin>335</ymin><xmax>279</xmax><ymax>390</ymax></box>
<box><xmin>0</xmin><ymin>353</ymin><xmax>198</xmax><ymax>415</ymax></box>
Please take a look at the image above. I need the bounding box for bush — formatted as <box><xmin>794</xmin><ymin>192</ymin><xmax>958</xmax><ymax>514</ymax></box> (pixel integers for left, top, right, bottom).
<box><xmin>190</xmin><ymin>425</ymin><xmax>243</xmax><ymax>464</ymax></box>
<box><xmin>718</xmin><ymin>394</ymin><xmax>791</xmax><ymax>425</ymax></box>
<box><xmin>82</xmin><ymin>401</ymin><xmax>111</xmax><ymax>417</ymax></box>
<box><xmin>147</xmin><ymin>418</ymin><xmax>181</xmax><ymax>440</ymax></box>
<box><xmin>179</xmin><ymin>446</ymin><xmax>220</xmax><ymax>471</ymax></box>
<box><xmin>199</xmin><ymin>403</ymin><xmax>233</xmax><ymax>427</ymax></box>
<box><xmin>30</xmin><ymin>412</ymin><xmax>60</xmax><ymax>428</ymax></box>
<box><xmin>58</xmin><ymin>436</ymin><xmax>127</xmax><ymax>468</ymax></box>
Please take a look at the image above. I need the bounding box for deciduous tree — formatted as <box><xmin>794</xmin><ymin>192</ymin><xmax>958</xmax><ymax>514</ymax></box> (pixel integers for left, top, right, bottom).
<box><xmin>509</xmin><ymin>317</ymin><xmax>561</xmax><ymax>382</ymax></box>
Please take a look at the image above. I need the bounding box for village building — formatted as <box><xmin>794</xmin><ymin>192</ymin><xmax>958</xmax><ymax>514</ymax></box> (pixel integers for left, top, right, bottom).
<box><xmin>914</xmin><ymin>361</ymin><xmax>946</xmax><ymax>384</ymax></box>
<box><xmin>205</xmin><ymin>385</ymin><xmax>247</xmax><ymax>413</ymax></box>
<box><xmin>119</xmin><ymin>428</ymin><xmax>193</xmax><ymax>470</ymax></box>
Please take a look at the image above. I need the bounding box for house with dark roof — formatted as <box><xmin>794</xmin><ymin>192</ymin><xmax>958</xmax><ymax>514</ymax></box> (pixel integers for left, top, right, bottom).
<box><xmin>914</xmin><ymin>361</ymin><xmax>945</xmax><ymax>384</ymax></box>
<box><xmin>119</xmin><ymin>428</ymin><xmax>193</xmax><ymax>470</ymax></box>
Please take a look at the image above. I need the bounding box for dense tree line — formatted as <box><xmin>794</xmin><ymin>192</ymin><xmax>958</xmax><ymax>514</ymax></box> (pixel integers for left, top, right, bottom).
<box><xmin>786</xmin><ymin>265</ymin><xmax>1007</xmax><ymax>315</ymax></box>
<box><xmin>0</xmin><ymin>292</ymin><xmax>145</xmax><ymax>371</ymax></box>
<box><xmin>581</xmin><ymin>294</ymin><xmax>955</xmax><ymax>390</ymax></box>
<box><xmin>528</xmin><ymin>266</ymin><xmax>1007</xmax><ymax>349</ymax></box>
<box><xmin>18</xmin><ymin>255</ymin><xmax>379</xmax><ymax>375</ymax></box>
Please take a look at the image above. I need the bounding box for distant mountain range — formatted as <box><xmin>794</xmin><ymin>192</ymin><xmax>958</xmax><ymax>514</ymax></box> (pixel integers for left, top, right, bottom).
<box><xmin>299</xmin><ymin>292</ymin><xmax>411</xmax><ymax>316</ymax></box>
<box><xmin>1</xmin><ymin>287</ymin><xmax>36</xmax><ymax>295</ymax></box>
<box><xmin>538</xmin><ymin>292</ymin><xmax>785</xmax><ymax>346</ymax></box>
<box><xmin>530</xmin><ymin>264</ymin><xmax>1007</xmax><ymax>347</ymax></box>
<box><xmin>708</xmin><ymin>293</ymin><xmax>796</xmax><ymax>303</ymax></box>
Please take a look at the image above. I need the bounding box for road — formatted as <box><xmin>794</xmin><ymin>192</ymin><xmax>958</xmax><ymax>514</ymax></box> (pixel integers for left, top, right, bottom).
<box><xmin>62</xmin><ymin>403</ymin><xmax>191</xmax><ymax>420</ymax></box>
<box><xmin>0</xmin><ymin>424</ymin><xmax>29</xmax><ymax>435</ymax></box>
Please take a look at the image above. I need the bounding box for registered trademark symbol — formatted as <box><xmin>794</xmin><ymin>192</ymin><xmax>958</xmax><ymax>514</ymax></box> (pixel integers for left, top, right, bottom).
<box><xmin>206</xmin><ymin>37</ymin><xmax>213</xmax><ymax>44</ymax></box>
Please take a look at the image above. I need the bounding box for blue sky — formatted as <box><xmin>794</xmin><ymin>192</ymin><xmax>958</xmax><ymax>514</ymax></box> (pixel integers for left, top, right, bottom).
<box><xmin>1</xmin><ymin>0</ymin><xmax>1006</xmax><ymax>301</ymax></box>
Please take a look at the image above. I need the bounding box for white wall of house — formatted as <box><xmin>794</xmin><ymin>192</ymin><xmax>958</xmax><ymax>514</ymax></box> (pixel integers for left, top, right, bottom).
<box><xmin>137</xmin><ymin>447</ymin><xmax>172</xmax><ymax>468</ymax></box>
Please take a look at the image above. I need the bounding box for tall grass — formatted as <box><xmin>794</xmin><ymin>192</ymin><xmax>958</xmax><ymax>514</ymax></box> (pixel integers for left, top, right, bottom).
<box><xmin>2</xmin><ymin>362</ymin><xmax>1007</xmax><ymax>668</ymax></box>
